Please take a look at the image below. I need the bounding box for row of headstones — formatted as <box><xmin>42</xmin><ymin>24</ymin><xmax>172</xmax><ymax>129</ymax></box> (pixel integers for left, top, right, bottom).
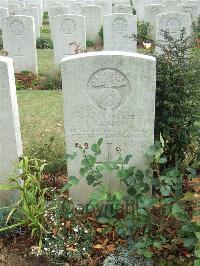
<box><xmin>0</xmin><ymin>50</ymin><xmax>156</xmax><ymax>205</ymax></box>
<box><xmin>0</xmin><ymin>10</ymin><xmax>193</xmax><ymax>73</ymax></box>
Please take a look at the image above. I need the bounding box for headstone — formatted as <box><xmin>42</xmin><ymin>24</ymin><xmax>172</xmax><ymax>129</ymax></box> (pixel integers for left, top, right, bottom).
<box><xmin>0</xmin><ymin>7</ymin><xmax>8</xmax><ymax>30</ymax></box>
<box><xmin>0</xmin><ymin>2</ymin><xmax>8</xmax><ymax>8</ymax></box>
<box><xmin>2</xmin><ymin>15</ymin><xmax>38</xmax><ymax>74</ymax></box>
<box><xmin>27</xmin><ymin>2</ymin><xmax>43</xmax><ymax>26</ymax></box>
<box><xmin>17</xmin><ymin>7</ymin><xmax>40</xmax><ymax>38</ymax></box>
<box><xmin>178</xmin><ymin>4</ymin><xmax>198</xmax><ymax>21</ymax></box>
<box><xmin>155</xmin><ymin>12</ymin><xmax>192</xmax><ymax>52</ymax></box>
<box><xmin>113</xmin><ymin>4</ymin><xmax>135</xmax><ymax>14</ymax></box>
<box><xmin>0</xmin><ymin>56</ymin><xmax>23</xmax><ymax>207</ymax></box>
<box><xmin>69</xmin><ymin>1</ymin><xmax>83</xmax><ymax>15</ymax></box>
<box><xmin>48</xmin><ymin>5</ymin><xmax>70</xmax><ymax>29</ymax></box>
<box><xmin>61</xmin><ymin>51</ymin><xmax>156</xmax><ymax>202</ymax></box>
<box><xmin>96</xmin><ymin>0</ymin><xmax>112</xmax><ymax>16</ymax></box>
<box><xmin>144</xmin><ymin>4</ymin><xmax>165</xmax><ymax>39</ymax></box>
<box><xmin>8</xmin><ymin>4</ymin><xmax>19</xmax><ymax>15</ymax></box>
<box><xmin>81</xmin><ymin>5</ymin><xmax>102</xmax><ymax>42</ymax></box>
<box><xmin>104</xmin><ymin>13</ymin><xmax>137</xmax><ymax>52</ymax></box>
<box><xmin>52</xmin><ymin>14</ymin><xmax>86</xmax><ymax>64</ymax></box>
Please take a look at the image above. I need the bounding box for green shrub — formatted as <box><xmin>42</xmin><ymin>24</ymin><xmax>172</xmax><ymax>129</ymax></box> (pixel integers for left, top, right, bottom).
<box><xmin>39</xmin><ymin>68</ymin><xmax>62</xmax><ymax>90</ymax></box>
<box><xmin>193</xmin><ymin>15</ymin><xmax>200</xmax><ymax>39</ymax></box>
<box><xmin>99</xmin><ymin>26</ymin><xmax>103</xmax><ymax>45</ymax></box>
<box><xmin>15</xmin><ymin>71</ymin><xmax>40</xmax><ymax>90</ymax></box>
<box><xmin>155</xmin><ymin>30</ymin><xmax>200</xmax><ymax>169</ymax></box>
<box><xmin>86</xmin><ymin>40</ymin><xmax>95</xmax><ymax>47</ymax></box>
<box><xmin>137</xmin><ymin>20</ymin><xmax>152</xmax><ymax>45</ymax></box>
<box><xmin>36</xmin><ymin>36</ymin><xmax>53</xmax><ymax>49</ymax></box>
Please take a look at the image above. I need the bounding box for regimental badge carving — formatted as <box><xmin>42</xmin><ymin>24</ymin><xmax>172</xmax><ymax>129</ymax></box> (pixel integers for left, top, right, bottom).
<box><xmin>165</xmin><ymin>17</ymin><xmax>182</xmax><ymax>35</ymax></box>
<box><xmin>61</xmin><ymin>19</ymin><xmax>76</xmax><ymax>34</ymax></box>
<box><xmin>87</xmin><ymin>68</ymin><xmax>130</xmax><ymax>110</ymax></box>
<box><xmin>151</xmin><ymin>7</ymin><xmax>159</xmax><ymax>16</ymax></box>
<box><xmin>113</xmin><ymin>18</ymin><xmax>128</xmax><ymax>35</ymax></box>
<box><xmin>10</xmin><ymin>20</ymin><xmax>24</xmax><ymax>35</ymax></box>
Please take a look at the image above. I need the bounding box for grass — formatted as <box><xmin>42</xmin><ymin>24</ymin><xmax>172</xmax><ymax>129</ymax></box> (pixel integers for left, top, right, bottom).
<box><xmin>37</xmin><ymin>48</ymin><xmax>54</xmax><ymax>75</ymax></box>
<box><xmin>17</xmin><ymin>90</ymin><xmax>65</xmax><ymax>159</ymax></box>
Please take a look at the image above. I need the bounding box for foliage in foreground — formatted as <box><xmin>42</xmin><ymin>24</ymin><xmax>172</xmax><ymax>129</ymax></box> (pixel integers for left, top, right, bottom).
<box><xmin>155</xmin><ymin>30</ymin><xmax>200</xmax><ymax>170</ymax></box>
<box><xmin>1</xmin><ymin>137</ymin><xmax>200</xmax><ymax>265</ymax></box>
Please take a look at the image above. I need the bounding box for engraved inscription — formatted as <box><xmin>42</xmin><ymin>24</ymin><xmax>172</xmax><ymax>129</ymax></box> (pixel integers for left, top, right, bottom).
<box><xmin>55</xmin><ymin>8</ymin><xmax>65</xmax><ymax>15</ymax></box>
<box><xmin>164</xmin><ymin>18</ymin><xmax>182</xmax><ymax>35</ymax></box>
<box><xmin>10</xmin><ymin>20</ymin><xmax>24</xmax><ymax>35</ymax></box>
<box><xmin>61</xmin><ymin>19</ymin><xmax>76</xmax><ymax>34</ymax></box>
<box><xmin>151</xmin><ymin>7</ymin><xmax>159</xmax><ymax>16</ymax></box>
<box><xmin>87</xmin><ymin>68</ymin><xmax>130</xmax><ymax>110</ymax></box>
<box><xmin>113</xmin><ymin>18</ymin><xmax>128</xmax><ymax>35</ymax></box>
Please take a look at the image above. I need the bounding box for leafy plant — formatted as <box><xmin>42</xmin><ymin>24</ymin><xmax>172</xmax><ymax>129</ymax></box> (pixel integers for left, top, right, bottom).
<box><xmin>155</xmin><ymin>30</ymin><xmax>200</xmax><ymax>169</ymax></box>
<box><xmin>86</xmin><ymin>40</ymin><xmax>95</xmax><ymax>48</ymax></box>
<box><xmin>65</xmin><ymin>138</ymin><xmax>199</xmax><ymax>262</ymax></box>
<box><xmin>15</xmin><ymin>71</ymin><xmax>40</xmax><ymax>90</ymax></box>
<box><xmin>36</xmin><ymin>37</ymin><xmax>53</xmax><ymax>49</ymax></box>
<box><xmin>0</xmin><ymin>157</ymin><xmax>51</xmax><ymax>250</ymax></box>
<box><xmin>137</xmin><ymin>20</ymin><xmax>152</xmax><ymax>46</ymax></box>
<box><xmin>38</xmin><ymin>68</ymin><xmax>62</xmax><ymax>90</ymax></box>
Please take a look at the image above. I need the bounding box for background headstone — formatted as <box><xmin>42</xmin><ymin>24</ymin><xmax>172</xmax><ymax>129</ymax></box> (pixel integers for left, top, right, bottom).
<box><xmin>52</xmin><ymin>14</ymin><xmax>86</xmax><ymax>64</ymax></box>
<box><xmin>104</xmin><ymin>13</ymin><xmax>137</xmax><ymax>52</ymax></box>
<box><xmin>81</xmin><ymin>5</ymin><xmax>102</xmax><ymax>42</ymax></box>
<box><xmin>2</xmin><ymin>15</ymin><xmax>38</xmax><ymax>74</ymax></box>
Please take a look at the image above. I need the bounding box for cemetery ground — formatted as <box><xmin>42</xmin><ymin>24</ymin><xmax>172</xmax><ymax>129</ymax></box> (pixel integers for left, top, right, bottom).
<box><xmin>1</xmin><ymin>15</ymin><xmax>200</xmax><ymax>266</ymax></box>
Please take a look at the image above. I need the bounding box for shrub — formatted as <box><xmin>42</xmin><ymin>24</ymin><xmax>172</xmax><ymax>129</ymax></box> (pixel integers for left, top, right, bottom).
<box><xmin>155</xmin><ymin>30</ymin><xmax>200</xmax><ymax>169</ymax></box>
<box><xmin>15</xmin><ymin>71</ymin><xmax>40</xmax><ymax>90</ymax></box>
<box><xmin>99</xmin><ymin>26</ymin><xmax>103</xmax><ymax>45</ymax></box>
<box><xmin>86</xmin><ymin>40</ymin><xmax>95</xmax><ymax>47</ymax></box>
<box><xmin>39</xmin><ymin>68</ymin><xmax>62</xmax><ymax>90</ymax></box>
<box><xmin>137</xmin><ymin>20</ymin><xmax>152</xmax><ymax>46</ymax></box>
<box><xmin>36</xmin><ymin>37</ymin><xmax>53</xmax><ymax>49</ymax></box>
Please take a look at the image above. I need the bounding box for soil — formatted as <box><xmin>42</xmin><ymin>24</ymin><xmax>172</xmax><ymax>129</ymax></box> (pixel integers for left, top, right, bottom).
<box><xmin>0</xmin><ymin>234</ymin><xmax>48</xmax><ymax>266</ymax></box>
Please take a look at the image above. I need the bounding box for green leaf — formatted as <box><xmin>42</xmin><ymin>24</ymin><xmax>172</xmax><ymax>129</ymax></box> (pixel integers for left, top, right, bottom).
<box><xmin>195</xmin><ymin>250</ymin><xmax>200</xmax><ymax>258</ymax></box>
<box><xmin>91</xmin><ymin>144</ymin><xmax>98</xmax><ymax>153</ymax></box>
<box><xmin>127</xmin><ymin>187</ymin><xmax>137</xmax><ymax>196</ymax></box>
<box><xmin>159</xmin><ymin>157</ymin><xmax>167</xmax><ymax>164</ymax></box>
<box><xmin>160</xmin><ymin>185</ymin><xmax>172</xmax><ymax>196</ymax></box>
<box><xmin>80</xmin><ymin>168</ymin><xmax>86</xmax><ymax>176</ymax></box>
<box><xmin>123</xmin><ymin>155</ymin><xmax>132</xmax><ymax>165</ymax></box>
<box><xmin>143</xmin><ymin>250</ymin><xmax>153</xmax><ymax>258</ymax></box>
<box><xmin>186</xmin><ymin>167</ymin><xmax>196</xmax><ymax>176</ymax></box>
<box><xmin>90</xmin><ymin>190</ymin><xmax>108</xmax><ymax>205</ymax></box>
<box><xmin>86</xmin><ymin>175</ymin><xmax>96</xmax><ymax>185</ymax></box>
<box><xmin>0</xmin><ymin>185</ymin><xmax>19</xmax><ymax>190</ymax></box>
<box><xmin>184</xmin><ymin>237</ymin><xmax>197</xmax><ymax>247</ymax></box>
<box><xmin>153</xmin><ymin>241</ymin><xmax>162</xmax><ymax>248</ymax></box>
<box><xmin>135</xmin><ymin>170</ymin><xmax>144</xmax><ymax>181</ymax></box>
<box><xmin>97</xmin><ymin>138</ymin><xmax>103</xmax><ymax>147</ymax></box>
<box><xmin>98</xmin><ymin>217</ymin><xmax>109</xmax><ymax>224</ymax></box>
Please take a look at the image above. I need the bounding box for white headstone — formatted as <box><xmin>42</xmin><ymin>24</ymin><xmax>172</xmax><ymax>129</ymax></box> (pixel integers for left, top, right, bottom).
<box><xmin>96</xmin><ymin>0</ymin><xmax>112</xmax><ymax>16</ymax></box>
<box><xmin>0</xmin><ymin>7</ymin><xmax>8</xmax><ymax>30</ymax></box>
<box><xmin>61</xmin><ymin>51</ymin><xmax>156</xmax><ymax>202</ymax></box>
<box><xmin>8</xmin><ymin>4</ymin><xmax>20</xmax><ymax>15</ymax></box>
<box><xmin>52</xmin><ymin>14</ymin><xmax>86</xmax><ymax>64</ymax></box>
<box><xmin>0</xmin><ymin>56</ymin><xmax>23</xmax><ymax>207</ymax></box>
<box><xmin>104</xmin><ymin>13</ymin><xmax>137</xmax><ymax>52</ymax></box>
<box><xmin>17</xmin><ymin>7</ymin><xmax>40</xmax><ymax>38</ymax></box>
<box><xmin>155</xmin><ymin>12</ymin><xmax>192</xmax><ymax>52</ymax></box>
<box><xmin>48</xmin><ymin>5</ymin><xmax>70</xmax><ymax>29</ymax></box>
<box><xmin>144</xmin><ymin>4</ymin><xmax>165</xmax><ymax>39</ymax></box>
<box><xmin>2</xmin><ymin>15</ymin><xmax>38</xmax><ymax>74</ymax></box>
<box><xmin>69</xmin><ymin>1</ymin><xmax>83</xmax><ymax>15</ymax></box>
<box><xmin>178</xmin><ymin>4</ymin><xmax>198</xmax><ymax>21</ymax></box>
<box><xmin>113</xmin><ymin>4</ymin><xmax>135</xmax><ymax>14</ymax></box>
<box><xmin>81</xmin><ymin>5</ymin><xmax>102</xmax><ymax>42</ymax></box>
<box><xmin>27</xmin><ymin>2</ymin><xmax>43</xmax><ymax>26</ymax></box>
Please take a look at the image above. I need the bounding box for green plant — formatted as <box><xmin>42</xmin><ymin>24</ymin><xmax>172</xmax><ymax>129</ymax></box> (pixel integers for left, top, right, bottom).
<box><xmin>86</xmin><ymin>40</ymin><xmax>95</xmax><ymax>48</ymax></box>
<box><xmin>137</xmin><ymin>20</ymin><xmax>152</xmax><ymax>45</ymax></box>
<box><xmin>0</xmin><ymin>157</ymin><xmax>51</xmax><ymax>250</ymax></box>
<box><xmin>99</xmin><ymin>26</ymin><xmax>103</xmax><ymax>45</ymax></box>
<box><xmin>15</xmin><ymin>71</ymin><xmax>41</xmax><ymax>90</ymax></box>
<box><xmin>39</xmin><ymin>68</ymin><xmax>62</xmax><ymax>90</ymax></box>
<box><xmin>155</xmin><ymin>30</ymin><xmax>200</xmax><ymax>169</ymax></box>
<box><xmin>36</xmin><ymin>37</ymin><xmax>53</xmax><ymax>49</ymax></box>
<box><xmin>64</xmin><ymin>138</ymin><xmax>199</xmax><ymax>263</ymax></box>
<box><xmin>192</xmin><ymin>15</ymin><xmax>200</xmax><ymax>47</ymax></box>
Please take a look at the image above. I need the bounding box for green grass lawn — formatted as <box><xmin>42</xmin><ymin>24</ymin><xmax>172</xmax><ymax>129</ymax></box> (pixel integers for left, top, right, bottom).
<box><xmin>17</xmin><ymin>90</ymin><xmax>65</xmax><ymax>159</ymax></box>
<box><xmin>37</xmin><ymin>48</ymin><xmax>54</xmax><ymax>75</ymax></box>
